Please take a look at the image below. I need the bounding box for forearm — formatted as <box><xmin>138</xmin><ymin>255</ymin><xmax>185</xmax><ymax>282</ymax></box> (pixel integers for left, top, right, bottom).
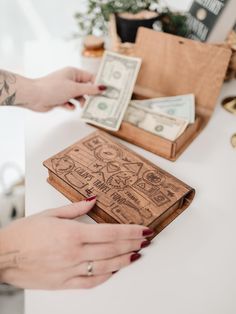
<box><xmin>0</xmin><ymin>70</ymin><xmax>36</xmax><ymax>108</ymax></box>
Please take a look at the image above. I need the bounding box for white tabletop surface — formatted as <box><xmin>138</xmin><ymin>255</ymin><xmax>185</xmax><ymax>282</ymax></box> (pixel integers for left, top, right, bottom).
<box><xmin>25</xmin><ymin>57</ymin><xmax>236</xmax><ymax>313</ymax></box>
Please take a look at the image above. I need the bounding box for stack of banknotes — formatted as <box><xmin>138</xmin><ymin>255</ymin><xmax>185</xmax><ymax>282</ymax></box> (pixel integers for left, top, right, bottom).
<box><xmin>81</xmin><ymin>51</ymin><xmax>195</xmax><ymax>141</ymax></box>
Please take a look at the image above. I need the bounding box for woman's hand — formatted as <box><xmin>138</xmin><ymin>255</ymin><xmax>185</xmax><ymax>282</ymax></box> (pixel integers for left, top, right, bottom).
<box><xmin>0</xmin><ymin>67</ymin><xmax>106</xmax><ymax>111</ymax></box>
<box><xmin>0</xmin><ymin>197</ymin><xmax>152</xmax><ymax>290</ymax></box>
<box><xmin>29</xmin><ymin>67</ymin><xmax>106</xmax><ymax>112</ymax></box>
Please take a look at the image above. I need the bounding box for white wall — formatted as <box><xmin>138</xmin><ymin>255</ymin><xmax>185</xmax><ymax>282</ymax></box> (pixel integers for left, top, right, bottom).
<box><xmin>0</xmin><ymin>107</ymin><xmax>25</xmax><ymax>192</ymax></box>
<box><xmin>0</xmin><ymin>0</ymin><xmax>88</xmax><ymax>191</ymax></box>
<box><xmin>0</xmin><ymin>0</ymin><xmax>87</xmax><ymax>72</ymax></box>
<box><xmin>0</xmin><ymin>0</ymin><xmax>191</xmax><ymax>72</ymax></box>
<box><xmin>0</xmin><ymin>0</ymin><xmax>192</xmax><ymax>192</ymax></box>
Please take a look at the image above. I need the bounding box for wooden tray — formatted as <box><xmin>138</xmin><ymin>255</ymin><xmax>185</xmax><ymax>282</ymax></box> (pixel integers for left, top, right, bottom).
<box><xmin>106</xmin><ymin>27</ymin><xmax>232</xmax><ymax>161</ymax></box>
<box><xmin>43</xmin><ymin>131</ymin><xmax>195</xmax><ymax>237</ymax></box>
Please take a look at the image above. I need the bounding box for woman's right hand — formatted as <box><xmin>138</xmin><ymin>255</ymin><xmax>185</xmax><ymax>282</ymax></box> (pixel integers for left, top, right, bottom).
<box><xmin>0</xmin><ymin>196</ymin><xmax>153</xmax><ymax>290</ymax></box>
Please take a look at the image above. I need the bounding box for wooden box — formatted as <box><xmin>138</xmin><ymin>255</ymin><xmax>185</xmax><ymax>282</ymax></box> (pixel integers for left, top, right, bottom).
<box><xmin>44</xmin><ymin>131</ymin><xmax>195</xmax><ymax>237</ymax></box>
<box><xmin>106</xmin><ymin>27</ymin><xmax>232</xmax><ymax>161</ymax></box>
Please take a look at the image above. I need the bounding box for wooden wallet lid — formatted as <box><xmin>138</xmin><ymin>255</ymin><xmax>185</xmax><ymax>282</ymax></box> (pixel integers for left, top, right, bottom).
<box><xmin>43</xmin><ymin>131</ymin><xmax>195</xmax><ymax>236</ymax></box>
<box><xmin>133</xmin><ymin>27</ymin><xmax>232</xmax><ymax>115</ymax></box>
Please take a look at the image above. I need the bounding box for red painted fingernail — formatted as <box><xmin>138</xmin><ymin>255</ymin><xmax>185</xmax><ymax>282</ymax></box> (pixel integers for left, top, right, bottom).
<box><xmin>141</xmin><ymin>240</ymin><xmax>151</xmax><ymax>249</ymax></box>
<box><xmin>142</xmin><ymin>229</ymin><xmax>154</xmax><ymax>237</ymax></box>
<box><xmin>85</xmin><ymin>195</ymin><xmax>97</xmax><ymax>202</ymax></box>
<box><xmin>98</xmin><ymin>85</ymin><xmax>107</xmax><ymax>91</ymax></box>
<box><xmin>112</xmin><ymin>271</ymin><xmax>118</xmax><ymax>274</ymax></box>
<box><xmin>64</xmin><ymin>103</ymin><xmax>75</xmax><ymax>110</ymax></box>
<box><xmin>130</xmin><ymin>253</ymin><xmax>141</xmax><ymax>263</ymax></box>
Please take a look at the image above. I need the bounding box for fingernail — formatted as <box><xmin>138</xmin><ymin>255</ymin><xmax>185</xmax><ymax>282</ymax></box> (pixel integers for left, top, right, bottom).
<box><xmin>64</xmin><ymin>103</ymin><xmax>75</xmax><ymax>110</ymax></box>
<box><xmin>130</xmin><ymin>253</ymin><xmax>141</xmax><ymax>263</ymax></box>
<box><xmin>112</xmin><ymin>271</ymin><xmax>118</xmax><ymax>274</ymax></box>
<box><xmin>140</xmin><ymin>240</ymin><xmax>151</xmax><ymax>249</ymax></box>
<box><xmin>142</xmin><ymin>228</ymin><xmax>154</xmax><ymax>237</ymax></box>
<box><xmin>85</xmin><ymin>195</ymin><xmax>97</xmax><ymax>202</ymax></box>
<box><xmin>98</xmin><ymin>85</ymin><xmax>107</xmax><ymax>91</ymax></box>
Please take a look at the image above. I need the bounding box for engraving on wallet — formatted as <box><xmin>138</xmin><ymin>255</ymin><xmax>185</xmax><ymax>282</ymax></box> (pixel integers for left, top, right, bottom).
<box><xmin>152</xmin><ymin>191</ymin><xmax>170</xmax><ymax>206</ymax></box>
<box><xmin>106</xmin><ymin>161</ymin><xmax>121</xmax><ymax>173</ymax></box>
<box><xmin>123</xmin><ymin>162</ymin><xmax>143</xmax><ymax>175</ymax></box>
<box><xmin>44</xmin><ymin>131</ymin><xmax>191</xmax><ymax>225</ymax></box>
<box><xmin>83</xmin><ymin>135</ymin><xmax>107</xmax><ymax>151</ymax></box>
<box><xmin>52</xmin><ymin>156</ymin><xmax>75</xmax><ymax>174</ymax></box>
<box><xmin>142</xmin><ymin>170</ymin><xmax>166</xmax><ymax>186</ymax></box>
<box><xmin>161</xmin><ymin>182</ymin><xmax>180</xmax><ymax>192</ymax></box>
<box><xmin>133</xmin><ymin>179</ymin><xmax>158</xmax><ymax>196</ymax></box>
<box><xmin>95</xmin><ymin>144</ymin><xmax>123</xmax><ymax>162</ymax></box>
<box><xmin>107</xmin><ymin>171</ymin><xmax>138</xmax><ymax>189</ymax></box>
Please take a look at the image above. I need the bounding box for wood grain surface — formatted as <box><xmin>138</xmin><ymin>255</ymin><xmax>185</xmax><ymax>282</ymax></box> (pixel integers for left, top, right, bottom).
<box><xmin>44</xmin><ymin>131</ymin><xmax>195</xmax><ymax>236</ymax></box>
<box><xmin>104</xmin><ymin>27</ymin><xmax>232</xmax><ymax>161</ymax></box>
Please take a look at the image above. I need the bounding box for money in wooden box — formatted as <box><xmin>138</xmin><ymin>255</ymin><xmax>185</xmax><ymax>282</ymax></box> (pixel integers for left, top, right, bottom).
<box><xmin>113</xmin><ymin>28</ymin><xmax>232</xmax><ymax>160</ymax></box>
<box><xmin>81</xmin><ymin>28</ymin><xmax>232</xmax><ymax>161</ymax></box>
<box><xmin>43</xmin><ymin>131</ymin><xmax>195</xmax><ymax>237</ymax></box>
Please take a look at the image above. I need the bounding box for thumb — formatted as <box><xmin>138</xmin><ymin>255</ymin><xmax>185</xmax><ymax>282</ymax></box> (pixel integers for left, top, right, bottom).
<box><xmin>72</xmin><ymin>82</ymin><xmax>105</xmax><ymax>97</ymax></box>
<box><xmin>44</xmin><ymin>195</ymin><xmax>97</xmax><ymax>219</ymax></box>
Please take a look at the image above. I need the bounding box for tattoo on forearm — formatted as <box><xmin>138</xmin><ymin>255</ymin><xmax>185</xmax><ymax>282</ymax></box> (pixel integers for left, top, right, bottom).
<box><xmin>0</xmin><ymin>251</ymin><xmax>20</xmax><ymax>269</ymax></box>
<box><xmin>0</xmin><ymin>70</ymin><xmax>16</xmax><ymax>94</ymax></box>
<box><xmin>0</xmin><ymin>70</ymin><xmax>18</xmax><ymax>106</ymax></box>
<box><xmin>1</xmin><ymin>92</ymin><xmax>17</xmax><ymax>106</ymax></box>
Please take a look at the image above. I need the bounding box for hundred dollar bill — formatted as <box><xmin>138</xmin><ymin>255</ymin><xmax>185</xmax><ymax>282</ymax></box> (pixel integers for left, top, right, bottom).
<box><xmin>131</xmin><ymin>94</ymin><xmax>195</xmax><ymax>123</ymax></box>
<box><xmin>81</xmin><ymin>51</ymin><xmax>141</xmax><ymax>131</ymax></box>
<box><xmin>124</xmin><ymin>102</ymin><xmax>188</xmax><ymax>141</ymax></box>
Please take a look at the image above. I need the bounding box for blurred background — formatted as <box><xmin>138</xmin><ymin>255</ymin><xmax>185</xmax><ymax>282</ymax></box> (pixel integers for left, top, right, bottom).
<box><xmin>0</xmin><ymin>0</ymin><xmax>190</xmax><ymax>73</ymax></box>
<box><xmin>0</xmin><ymin>0</ymin><xmax>234</xmax><ymax>313</ymax></box>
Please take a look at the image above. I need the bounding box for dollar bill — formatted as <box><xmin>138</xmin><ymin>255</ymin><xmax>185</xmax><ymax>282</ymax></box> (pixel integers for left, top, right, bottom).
<box><xmin>81</xmin><ymin>51</ymin><xmax>141</xmax><ymax>131</ymax></box>
<box><xmin>131</xmin><ymin>94</ymin><xmax>195</xmax><ymax>123</ymax></box>
<box><xmin>124</xmin><ymin>102</ymin><xmax>189</xmax><ymax>141</ymax></box>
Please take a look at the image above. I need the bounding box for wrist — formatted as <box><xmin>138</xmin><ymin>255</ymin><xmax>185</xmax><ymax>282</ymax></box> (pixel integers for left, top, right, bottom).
<box><xmin>19</xmin><ymin>77</ymin><xmax>49</xmax><ymax>112</ymax></box>
<box><xmin>15</xmin><ymin>76</ymin><xmax>39</xmax><ymax>110</ymax></box>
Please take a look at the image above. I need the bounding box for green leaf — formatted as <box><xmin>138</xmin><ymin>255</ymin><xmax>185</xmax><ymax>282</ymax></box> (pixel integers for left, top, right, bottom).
<box><xmin>73</xmin><ymin>0</ymin><xmax>190</xmax><ymax>38</ymax></box>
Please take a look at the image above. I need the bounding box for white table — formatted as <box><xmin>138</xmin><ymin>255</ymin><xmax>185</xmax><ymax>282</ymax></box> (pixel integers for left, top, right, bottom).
<box><xmin>25</xmin><ymin>76</ymin><xmax>236</xmax><ymax>314</ymax></box>
<box><xmin>0</xmin><ymin>107</ymin><xmax>25</xmax><ymax>192</ymax></box>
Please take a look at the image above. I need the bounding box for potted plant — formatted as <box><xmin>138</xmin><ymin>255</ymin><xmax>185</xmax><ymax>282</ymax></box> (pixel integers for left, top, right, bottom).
<box><xmin>75</xmin><ymin>0</ymin><xmax>189</xmax><ymax>43</ymax></box>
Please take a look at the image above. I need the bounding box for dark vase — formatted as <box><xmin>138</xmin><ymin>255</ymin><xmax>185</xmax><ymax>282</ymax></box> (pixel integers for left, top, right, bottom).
<box><xmin>115</xmin><ymin>13</ymin><xmax>159</xmax><ymax>43</ymax></box>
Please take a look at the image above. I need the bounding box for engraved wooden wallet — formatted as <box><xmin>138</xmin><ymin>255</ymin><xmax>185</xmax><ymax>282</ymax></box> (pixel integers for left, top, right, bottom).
<box><xmin>43</xmin><ymin>131</ymin><xmax>195</xmax><ymax>236</ymax></box>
